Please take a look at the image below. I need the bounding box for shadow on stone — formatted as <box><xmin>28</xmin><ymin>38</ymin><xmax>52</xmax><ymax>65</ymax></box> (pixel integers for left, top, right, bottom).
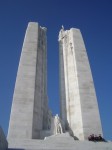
<box><xmin>73</xmin><ymin>136</ymin><xmax>79</xmax><ymax>140</ymax></box>
<box><xmin>67</xmin><ymin>124</ymin><xmax>79</xmax><ymax>140</ymax></box>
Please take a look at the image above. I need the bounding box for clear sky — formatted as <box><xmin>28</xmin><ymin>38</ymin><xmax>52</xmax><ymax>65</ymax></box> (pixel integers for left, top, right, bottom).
<box><xmin>0</xmin><ymin>0</ymin><xmax>112</xmax><ymax>140</ymax></box>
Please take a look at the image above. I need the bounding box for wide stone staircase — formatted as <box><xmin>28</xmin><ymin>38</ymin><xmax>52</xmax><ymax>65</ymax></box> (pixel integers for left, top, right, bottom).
<box><xmin>8</xmin><ymin>133</ymin><xmax>112</xmax><ymax>150</ymax></box>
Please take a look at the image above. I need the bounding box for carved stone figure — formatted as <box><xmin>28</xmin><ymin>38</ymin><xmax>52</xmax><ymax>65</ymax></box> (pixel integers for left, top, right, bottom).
<box><xmin>54</xmin><ymin>114</ymin><xmax>63</xmax><ymax>134</ymax></box>
<box><xmin>58</xmin><ymin>25</ymin><xmax>65</xmax><ymax>41</ymax></box>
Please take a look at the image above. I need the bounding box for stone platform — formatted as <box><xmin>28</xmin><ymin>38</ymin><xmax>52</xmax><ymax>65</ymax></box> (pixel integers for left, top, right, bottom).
<box><xmin>8</xmin><ymin>133</ymin><xmax>112</xmax><ymax>150</ymax></box>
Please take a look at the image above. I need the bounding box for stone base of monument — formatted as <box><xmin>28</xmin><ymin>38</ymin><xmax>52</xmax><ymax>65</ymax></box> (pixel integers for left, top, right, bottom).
<box><xmin>0</xmin><ymin>127</ymin><xmax>8</xmax><ymax>150</ymax></box>
<box><xmin>8</xmin><ymin>133</ymin><xmax>112</xmax><ymax>150</ymax></box>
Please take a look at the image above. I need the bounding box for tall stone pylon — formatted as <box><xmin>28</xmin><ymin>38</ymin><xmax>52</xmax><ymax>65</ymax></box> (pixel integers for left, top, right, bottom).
<box><xmin>8</xmin><ymin>22</ymin><xmax>48</xmax><ymax>140</ymax></box>
<box><xmin>58</xmin><ymin>27</ymin><xmax>103</xmax><ymax>140</ymax></box>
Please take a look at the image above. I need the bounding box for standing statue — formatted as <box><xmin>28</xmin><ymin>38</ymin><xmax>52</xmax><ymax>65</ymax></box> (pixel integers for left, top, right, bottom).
<box><xmin>54</xmin><ymin>114</ymin><xmax>63</xmax><ymax>134</ymax></box>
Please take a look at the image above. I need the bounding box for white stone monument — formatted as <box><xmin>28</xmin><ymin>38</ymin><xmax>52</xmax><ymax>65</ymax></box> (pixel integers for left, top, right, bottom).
<box><xmin>6</xmin><ymin>22</ymin><xmax>112</xmax><ymax>150</ymax></box>
<box><xmin>58</xmin><ymin>27</ymin><xmax>103</xmax><ymax>140</ymax></box>
<box><xmin>8</xmin><ymin>22</ymin><xmax>50</xmax><ymax>141</ymax></box>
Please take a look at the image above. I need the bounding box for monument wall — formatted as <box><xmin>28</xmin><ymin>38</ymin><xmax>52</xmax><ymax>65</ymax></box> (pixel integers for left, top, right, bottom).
<box><xmin>59</xmin><ymin>28</ymin><xmax>103</xmax><ymax>140</ymax></box>
<box><xmin>8</xmin><ymin>22</ymin><xmax>49</xmax><ymax>140</ymax></box>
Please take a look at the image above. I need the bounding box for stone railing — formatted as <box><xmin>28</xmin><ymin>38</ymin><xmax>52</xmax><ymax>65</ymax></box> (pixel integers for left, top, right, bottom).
<box><xmin>0</xmin><ymin>126</ymin><xmax>8</xmax><ymax>150</ymax></box>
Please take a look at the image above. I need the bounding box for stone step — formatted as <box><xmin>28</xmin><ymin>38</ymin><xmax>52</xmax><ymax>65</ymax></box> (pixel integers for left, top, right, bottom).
<box><xmin>8</xmin><ymin>134</ymin><xmax>112</xmax><ymax>150</ymax></box>
<box><xmin>8</xmin><ymin>140</ymin><xmax>112</xmax><ymax>150</ymax></box>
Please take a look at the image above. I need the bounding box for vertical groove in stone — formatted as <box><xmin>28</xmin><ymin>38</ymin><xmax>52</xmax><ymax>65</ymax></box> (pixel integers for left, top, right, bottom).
<box><xmin>59</xmin><ymin>40</ymin><xmax>67</xmax><ymax>129</ymax></box>
<box><xmin>32</xmin><ymin>26</ymin><xmax>48</xmax><ymax>139</ymax></box>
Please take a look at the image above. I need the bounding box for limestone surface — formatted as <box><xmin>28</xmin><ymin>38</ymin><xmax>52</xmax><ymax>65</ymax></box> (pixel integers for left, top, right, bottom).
<box><xmin>7</xmin><ymin>22</ymin><xmax>50</xmax><ymax>140</ymax></box>
<box><xmin>7</xmin><ymin>22</ymin><xmax>104</xmax><ymax>146</ymax></box>
<box><xmin>8</xmin><ymin>133</ymin><xmax>112</xmax><ymax>150</ymax></box>
<box><xmin>59</xmin><ymin>27</ymin><xmax>103</xmax><ymax>140</ymax></box>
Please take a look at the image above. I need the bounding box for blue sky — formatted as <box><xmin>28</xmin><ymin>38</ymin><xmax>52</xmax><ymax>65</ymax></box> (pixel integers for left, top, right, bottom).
<box><xmin>0</xmin><ymin>0</ymin><xmax>112</xmax><ymax>140</ymax></box>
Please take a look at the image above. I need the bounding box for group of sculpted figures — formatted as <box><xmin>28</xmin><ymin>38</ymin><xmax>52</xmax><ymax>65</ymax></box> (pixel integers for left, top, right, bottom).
<box><xmin>88</xmin><ymin>134</ymin><xmax>106</xmax><ymax>142</ymax></box>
